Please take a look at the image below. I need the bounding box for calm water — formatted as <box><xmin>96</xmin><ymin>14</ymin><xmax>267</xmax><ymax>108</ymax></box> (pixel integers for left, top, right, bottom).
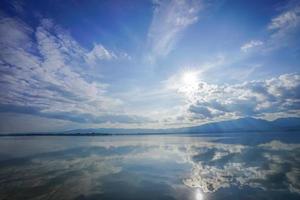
<box><xmin>0</xmin><ymin>132</ymin><xmax>300</xmax><ymax>200</ymax></box>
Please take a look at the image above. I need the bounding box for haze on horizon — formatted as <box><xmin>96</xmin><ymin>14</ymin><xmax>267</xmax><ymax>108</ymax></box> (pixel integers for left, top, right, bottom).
<box><xmin>0</xmin><ymin>0</ymin><xmax>299</xmax><ymax>133</ymax></box>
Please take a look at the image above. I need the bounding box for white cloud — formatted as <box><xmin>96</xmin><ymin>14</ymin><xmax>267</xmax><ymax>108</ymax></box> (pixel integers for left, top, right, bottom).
<box><xmin>267</xmin><ymin>4</ymin><xmax>300</xmax><ymax>49</ymax></box>
<box><xmin>244</xmin><ymin>3</ymin><xmax>300</xmax><ymax>52</ymax></box>
<box><xmin>147</xmin><ymin>0</ymin><xmax>202</xmax><ymax>61</ymax></box>
<box><xmin>0</xmin><ymin>17</ymin><xmax>32</xmax><ymax>49</ymax></box>
<box><xmin>171</xmin><ymin>73</ymin><xmax>300</xmax><ymax>121</ymax></box>
<box><xmin>268</xmin><ymin>6</ymin><xmax>300</xmax><ymax>30</ymax></box>
<box><xmin>240</xmin><ymin>40</ymin><xmax>263</xmax><ymax>52</ymax></box>
<box><xmin>0</xmin><ymin>17</ymin><xmax>149</xmax><ymax>125</ymax></box>
<box><xmin>86</xmin><ymin>44</ymin><xmax>117</xmax><ymax>64</ymax></box>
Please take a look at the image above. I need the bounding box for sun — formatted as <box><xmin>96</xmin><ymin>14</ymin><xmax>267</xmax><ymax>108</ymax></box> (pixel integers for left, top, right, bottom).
<box><xmin>179</xmin><ymin>70</ymin><xmax>199</xmax><ymax>95</ymax></box>
<box><xmin>182</xmin><ymin>71</ymin><xmax>198</xmax><ymax>86</ymax></box>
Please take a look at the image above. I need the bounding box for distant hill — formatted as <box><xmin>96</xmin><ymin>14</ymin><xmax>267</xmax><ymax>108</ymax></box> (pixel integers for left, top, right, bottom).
<box><xmin>270</xmin><ymin>117</ymin><xmax>300</xmax><ymax>130</ymax></box>
<box><xmin>64</xmin><ymin>117</ymin><xmax>300</xmax><ymax>135</ymax></box>
<box><xmin>179</xmin><ymin>117</ymin><xmax>300</xmax><ymax>133</ymax></box>
<box><xmin>2</xmin><ymin>117</ymin><xmax>299</xmax><ymax>136</ymax></box>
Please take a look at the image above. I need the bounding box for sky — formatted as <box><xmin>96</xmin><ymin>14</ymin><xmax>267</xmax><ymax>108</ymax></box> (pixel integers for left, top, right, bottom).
<box><xmin>0</xmin><ymin>0</ymin><xmax>299</xmax><ymax>133</ymax></box>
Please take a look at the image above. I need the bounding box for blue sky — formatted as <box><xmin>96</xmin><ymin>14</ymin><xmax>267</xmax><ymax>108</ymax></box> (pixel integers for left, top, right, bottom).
<box><xmin>0</xmin><ymin>0</ymin><xmax>299</xmax><ymax>133</ymax></box>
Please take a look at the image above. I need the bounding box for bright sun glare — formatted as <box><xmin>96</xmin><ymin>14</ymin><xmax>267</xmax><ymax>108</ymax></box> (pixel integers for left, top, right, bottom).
<box><xmin>182</xmin><ymin>71</ymin><xmax>198</xmax><ymax>86</ymax></box>
<box><xmin>180</xmin><ymin>71</ymin><xmax>199</xmax><ymax>95</ymax></box>
<box><xmin>195</xmin><ymin>189</ymin><xmax>204</xmax><ymax>200</ymax></box>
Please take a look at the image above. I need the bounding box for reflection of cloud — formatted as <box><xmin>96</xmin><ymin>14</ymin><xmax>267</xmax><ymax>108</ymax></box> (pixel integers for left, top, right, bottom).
<box><xmin>287</xmin><ymin>168</ymin><xmax>300</xmax><ymax>194</ymax></box>
<box><xmin>184</xmin><ymin>162</ymin><xmax>269</xmax><ymax>192</ymax></box>
<box><xmin>259</xmin><ymin>140</ymin><xmax>300</xmax><ymax>151</ymax></box>
<box><xmin>183</xmin><ymin>140</ymin><xmax>300</xmax><ymax>194</ymax></box>
<box><xmin>0</xmin><ymin>137</ymin><xmax>299</xmax><ymax>199</ymax></box>
<box><xmin>0</xmin><ymin>149</ymin><xmax>122</xmax><ymax>199</ymax></box>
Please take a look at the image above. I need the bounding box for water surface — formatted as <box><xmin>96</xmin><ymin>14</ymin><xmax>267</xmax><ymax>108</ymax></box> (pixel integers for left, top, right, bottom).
<box><xmin>0</xmin><ymin>132</ymin><xmax>300</xmax><ymax>200</ymax></box>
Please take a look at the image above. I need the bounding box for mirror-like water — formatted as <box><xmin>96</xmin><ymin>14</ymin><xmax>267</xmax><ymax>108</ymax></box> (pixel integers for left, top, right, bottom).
<box><xmin>0</xmin><ymin>132</ymin><xmax>299</xmax><ymax>200</ymax></box>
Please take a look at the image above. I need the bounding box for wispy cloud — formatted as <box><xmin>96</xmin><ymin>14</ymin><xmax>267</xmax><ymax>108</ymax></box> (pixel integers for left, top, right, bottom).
<box><xmin>240</xmin><ymin>40</ymin><xmax>263</xmax><ymax>52</ymax></box>
<box><xmin>241</xmin><ymin>2</ymin><xmax>300</xmax><ymax>53</ymax></box>
<box><xmin>147</xmin><ymin>0</ymin><xmax>202</xmax><ymax>61</ymax></box>
<box><xmin>267</xmin><ymin>4</ymin><xmax>300</xmax><ymax>49</ymax></box>
<box><xmin>86</xmin><ymin>44</ymin><xmax>117</xmax><ymax>64</ymax></box>
<box><xmin>241</xmin><ymin>3</ymin><xmax>300</xmax><ymax>52</ymax></box>
<box><xmin>268</xmin><ymin>5</ymin><xmax>300</xmax><ymax>31</ymax></box>
<box><xmin>0</xmin><ymin>17</ymin><xmax>149</xmax><ymax>125</ymax></box>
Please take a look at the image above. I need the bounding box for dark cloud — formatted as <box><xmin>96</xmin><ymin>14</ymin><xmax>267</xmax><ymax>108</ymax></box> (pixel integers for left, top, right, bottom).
<box><xmin>188</xmin><ymin>105</ymin><xmax>212</xmax><ymax>119</ymax></box>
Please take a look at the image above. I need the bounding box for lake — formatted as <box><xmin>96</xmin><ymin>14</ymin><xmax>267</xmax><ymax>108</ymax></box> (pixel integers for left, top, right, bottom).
<box><xmin>0</xmin><ymin>132</ymin><xmax>300</xmax><ymax>200</ymax></box>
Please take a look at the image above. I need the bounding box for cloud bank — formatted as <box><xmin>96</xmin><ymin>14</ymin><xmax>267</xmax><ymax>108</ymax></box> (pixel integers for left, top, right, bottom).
<box><xmin>0</xmin><ymin>17</ymin><xmax>148</xmax><ymax>125</ymax></box>
<box><xmin>181</xmin><ymin>73</ymin><xmax>300</xmax><ymax>121</ymax></box>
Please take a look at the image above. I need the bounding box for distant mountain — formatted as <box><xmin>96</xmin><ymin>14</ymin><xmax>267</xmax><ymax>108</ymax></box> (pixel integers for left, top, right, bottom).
<box><xmin>179</xmin><ymin>117</ymin><xmax>300</xmax><ymax>133</ymax></box>
<box><xmin>2</xmin><ymin>117</ymin><xmax>299</xmax><ymax>136</ymax></box>
<box><xmin>270</xmin><ymin>117</ymin><xmax>300</xmax><ymax>130</ymax></box>
<box><xmin>64</xmin><ymin>128</ymin><xmax>168</xmax><ymax>134</ymax></box>
<box><xmin>64</xmin><ymin>117</ymin><xmax>300</xmax><ymax>135</ymax></box>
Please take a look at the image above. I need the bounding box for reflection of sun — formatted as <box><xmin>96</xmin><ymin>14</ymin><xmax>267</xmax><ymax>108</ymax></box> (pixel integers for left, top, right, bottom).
<box><xmin>195</xmin><ymin>188</ymin><xmax>204</xmax><ymax>200</ymax></box>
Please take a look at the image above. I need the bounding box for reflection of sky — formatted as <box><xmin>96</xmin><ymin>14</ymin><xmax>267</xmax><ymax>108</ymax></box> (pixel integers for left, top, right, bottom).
<box><xmin>0</xmin><ymin>134</ymin><xmax>300</xmax><ymax>199</ymax></box>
